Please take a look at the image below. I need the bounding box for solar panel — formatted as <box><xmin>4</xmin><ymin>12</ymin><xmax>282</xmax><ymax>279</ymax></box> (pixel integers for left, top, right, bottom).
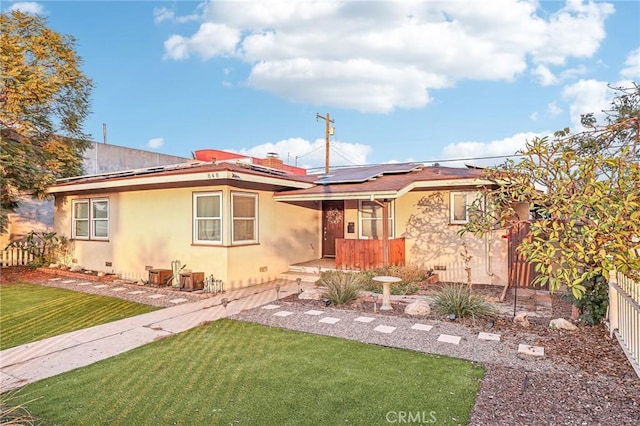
<box><xmin>314</xmin><ymin>162</ymin><xmax>421</xmax><ymax>184</ymax></box>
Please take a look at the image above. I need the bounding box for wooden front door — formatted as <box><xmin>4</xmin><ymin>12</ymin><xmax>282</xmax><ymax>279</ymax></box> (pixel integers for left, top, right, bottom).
<box><xmin>322</xmin><ymin>200</ymin><xmax>344</xmax><ymax>257</ymax></box>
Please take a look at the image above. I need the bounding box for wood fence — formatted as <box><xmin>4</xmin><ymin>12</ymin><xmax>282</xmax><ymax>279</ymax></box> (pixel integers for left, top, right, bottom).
<box><xmin>1</xmin><ymin>242</ymin><xmax>43</xmax><ymax>267</ymax></box>
<box><xmin>335</xmin><ymin>238</ymin><xmax>405</xmax><ymax>270</ymax></box>
<box><xmin>609</xmin><ymin>271</ymin><xmax>640</xmax><ymax>379</ymax></box>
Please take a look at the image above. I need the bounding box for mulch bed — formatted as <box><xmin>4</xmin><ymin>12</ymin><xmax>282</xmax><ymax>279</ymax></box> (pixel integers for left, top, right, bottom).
<box><xmin>3</xmin><ymin>267</ymin><xmax>639</xmax><ymax>424</ymax></box>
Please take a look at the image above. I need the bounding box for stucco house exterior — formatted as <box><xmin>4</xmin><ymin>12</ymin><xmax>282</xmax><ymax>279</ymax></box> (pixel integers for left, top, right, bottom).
<box><xmin>48</xmin><ymin>160</ymin><xmax>515</xmax><ymax>289</ymax></box>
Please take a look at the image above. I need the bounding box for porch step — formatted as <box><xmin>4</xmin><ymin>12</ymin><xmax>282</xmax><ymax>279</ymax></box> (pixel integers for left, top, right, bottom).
<box><xmin>289</xmin><ymin>264</ymin><xmax>337</xmax><ymax>274</ymax></box>
<box><xmin>279</xmin><ymin>271</ymin><xmax>322</xmax><ymax>283</ymax></box>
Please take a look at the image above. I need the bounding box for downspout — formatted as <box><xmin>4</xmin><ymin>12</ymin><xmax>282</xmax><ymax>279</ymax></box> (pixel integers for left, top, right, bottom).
<box><xmin>485</xmin><ymin>232</ymin><xmax>494</xmax><ymax>282</ymax></box>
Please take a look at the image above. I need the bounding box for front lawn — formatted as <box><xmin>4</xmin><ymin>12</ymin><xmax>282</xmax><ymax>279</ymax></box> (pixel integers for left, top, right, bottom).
<box><xmin>16</xmin><ymin>320</ymin><xmax>484</xmax><ymax>425</ymax></box>
<box><xmin>0</xmin><ymin>283</ymin><xmax>159</xmax><ymax>350</ymax></box>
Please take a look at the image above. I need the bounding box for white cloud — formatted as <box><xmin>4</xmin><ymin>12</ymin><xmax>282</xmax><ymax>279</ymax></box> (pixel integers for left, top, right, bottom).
<box><xmin>561</xmin><ymin>79</ymin><xmax>612</xmax><ymax>128</ymax></box>
<box><xmin>547</xmin><ymin>102</ymin><xmax>563</xmax><ymax>117</ymax></box>
<box><xmin>440</xmin><ymin>132</ymin><xmax>542</xmax><ymax>167</ymax></box>
<box><xmin>231</xmin><ymin>137</ymin><xmax>371</xmax><ymax>170</ymax></box>
<box><xmin>8</xmin><ymin>2</ymin><xmax>44</xmax><ymax>14</ymax></box>
<box><xmin>163</xmin><ymin>0</ymin><xmax>614</xmax><ymax>113</ymax></box>
<box><xmin>532</xmin><ymin>65</ymin><xmax>557</xmax><ymax>86</ymax></box>
<box><xmin>531</xmin><ymin>0</ymin><xmax>614</xmax><ymax>65</ymax></box>
<box><xmin>147</xmin><ymin>137</ymin><xmax>165</xmax><ymax>149</ymax></box>
<box><xmin>153</xmin><ymin>6</ymin><xmax>201</xmax><ymax>24</ymax></box>
<box><xmin>620</xmin><ymin>48</ymin><xmax>640</xmax><ymax>80</ymax></box>
<box><xmin>530</xmin><ymin>112</ymin><xmax>539</xmax><ymax>121</ymax></box>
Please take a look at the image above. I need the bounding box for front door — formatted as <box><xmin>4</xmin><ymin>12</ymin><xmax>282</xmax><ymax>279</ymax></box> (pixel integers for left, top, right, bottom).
<box><xmin>322</xmin><ymin>200</ymin><xmax>344</xmax><ymax>257</ymax></box>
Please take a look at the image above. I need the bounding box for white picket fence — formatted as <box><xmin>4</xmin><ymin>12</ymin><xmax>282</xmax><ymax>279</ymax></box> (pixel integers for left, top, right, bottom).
<box><xmin>609</xmin><ymin>271</ymin><xmax>640</xmax><ymax>378</ymax></box>
<box><xmin>1</xmin><ymin>242</ymin><xmax>42</xmax><ymax>267</ymax></box>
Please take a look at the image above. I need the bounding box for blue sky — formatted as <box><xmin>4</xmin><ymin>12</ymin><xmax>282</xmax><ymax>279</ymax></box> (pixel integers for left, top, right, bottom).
<box><xmin>5</xmin><ymin>1</ymin><xmax>639</xmax><ymax>170</ymax></box>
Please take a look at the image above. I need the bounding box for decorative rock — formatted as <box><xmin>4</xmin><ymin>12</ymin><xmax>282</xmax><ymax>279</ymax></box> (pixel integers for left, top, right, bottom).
<box><xmin>513</xmin><ymin>313</ymin><xmax>530</xmax><ymax>328</ymax></box>
<box><xmin>48</xmin><ymin>263</ymin><xmax>59</xmax><ymax>269</ymax></box>
<box><xmin>298</xmin><ymin>287</ymin><xmax>324</xmax><ymax>300</ymax></box>
<box><xmin>69</xmin><ymin>265</ymin><xmax>83</xmax><ymax>272</ymax></box>
<box><xmin>549</xmin><ymin>318</ymin><xmax>578</xmax><ymax>331</ymax></box>
<box><xmin>404</xmin><ymin>300</ymin><xmax>431</xmax><ymax>316</ymax></box>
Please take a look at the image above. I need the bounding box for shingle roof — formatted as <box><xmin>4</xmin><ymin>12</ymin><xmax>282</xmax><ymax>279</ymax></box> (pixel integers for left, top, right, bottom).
<box><xmin>275</xmin><ymin>165</ymin><xmax>491</xmax><ymax>199</ymax></box>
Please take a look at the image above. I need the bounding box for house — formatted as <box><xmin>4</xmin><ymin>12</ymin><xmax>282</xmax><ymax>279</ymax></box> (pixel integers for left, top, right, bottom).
<box><xmin>48</xmin><ymin>160</ymin><xmax>519</xmax><ymax>288</ymax></box>
<box><xmin>1</xmin><ymin>141</ymin><xmax>190</xmax><ymax>247</ymax></box>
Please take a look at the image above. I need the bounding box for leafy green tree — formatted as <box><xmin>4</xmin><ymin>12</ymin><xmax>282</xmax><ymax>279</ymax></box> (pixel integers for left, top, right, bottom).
<box><xmin>0</xmin><ymin>11</ymin><xmax>93</xmax><ymax>232</ymax></box>
<box><xmin>463</xmin><ymin>84</ymin><xmax>640</xmax><ymax>300</ymax></box>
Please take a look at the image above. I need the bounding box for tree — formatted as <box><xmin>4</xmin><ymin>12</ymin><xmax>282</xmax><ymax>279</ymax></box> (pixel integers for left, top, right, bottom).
<box><xmin>0</xmin><ymin>11</ymin><xmax>93</xmax><ymax>233</ymax></box>
<box><xmin>463</xmin><ymin>84</ymin><xmax>640</xmax><ymax>300</ymax></box>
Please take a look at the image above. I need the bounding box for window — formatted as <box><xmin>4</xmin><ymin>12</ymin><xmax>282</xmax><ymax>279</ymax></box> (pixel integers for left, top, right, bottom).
<box><xmin>194</xmin><ymin>192</ymin><xmax>222</xmax><ymax>244</ymax></box>
<box><xmin>232</xmin><ymin>192</ymin><xmax>258</xmax><ymax>244</ymax></box>
<box><xmin>359</xmin><ymin>200</ymin><xmax>394</xmax><ymax>239</ymax></box>
<box><xmin>450</xmin><ymin>192</ymin><xmax>481</xmax><ymax>224</ymax></box>
<box><xmin>72</xmin><ymin>200</ymin><xmax>89</xmax><ymax>239</ymax></box>
<box><xmin>72</xmin><ymin>198</ymin><xmax>109</xmax><ymax>240</ymax></box>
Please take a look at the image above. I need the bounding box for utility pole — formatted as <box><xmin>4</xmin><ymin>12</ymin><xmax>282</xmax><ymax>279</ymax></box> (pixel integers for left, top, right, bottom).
<box><xmin>316</xmin><ymin>113</ymin><xmax>334</xmax><ymax>174</ymax></box>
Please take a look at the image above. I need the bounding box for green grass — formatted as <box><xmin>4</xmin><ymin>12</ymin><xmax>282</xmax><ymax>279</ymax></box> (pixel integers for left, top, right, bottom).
<box><xmin>0</xmin><ymin>283</ymin><xmax>159</xmax><ymax>350</ymax></box>
<box><xmin>15</xmin><ymin>320</ymin><xmax>484</xmax><ymax>425</ymax></box>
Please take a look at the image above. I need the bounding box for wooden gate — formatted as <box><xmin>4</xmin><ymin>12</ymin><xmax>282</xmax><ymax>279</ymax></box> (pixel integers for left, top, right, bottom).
<box><xmin>507</xmin><ymin>223</ymin><xmax>544</xmax><ymax>289</ymax></box>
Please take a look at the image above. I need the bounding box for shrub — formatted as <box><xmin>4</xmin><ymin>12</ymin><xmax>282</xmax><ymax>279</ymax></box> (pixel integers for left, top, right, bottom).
<box><xmin>0</xmin><ymin>391</ymin><xmax>37</xmax><ymax>425</ymax></box>
<box><xmin>318</xmin><ymin>271</ymin><xmax>364</xmax><ymax>305</ymax></box>
<box><xmin>568</xmin><ymin>274</ymin><xmax>609</xmax><ymax>325</ymax></box>
<box><xmin>433</xmin><ymin>284</ymin><xmax>496</xmax><ymax>320</ymax></box>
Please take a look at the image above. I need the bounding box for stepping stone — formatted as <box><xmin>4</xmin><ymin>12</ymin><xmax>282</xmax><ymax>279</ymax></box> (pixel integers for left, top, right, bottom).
<box><xmin>148</xmin><ymin>294</ymin><xmax>166</xmax><ymax>299</ymax></box>
<box><xmin>304</xmin><ymin>310</ymin><xmax>324</xmax><ymax>316</ymax></box>
<box><xmin>374</xmin><ymin>325</ymin><xmax>396</xmax><ymax>334</ymax></box>
<box><xmin>261</xmin><ymin>304</ymin><xmax>281</xmax><ymax>310</ymax></box>
<box><xmin>49</xmin><ymin>278</ymin><xmax>62</xmax><ymax>281</ymax></box>
<box><xmin>437</xmin><ymin>334</ymin><xmax>462</xmax><ymax>345</ymax></box>
<box><xmin>273</xmin><ymin>311</ymin><xmax>294</xmax><ymax>317</ymax></box>
<box><xmin>319</xmin><ymin>317</ymin><xmax>341</xmax><ymax>324</ymax></box>
<box><xmin>77</xmin><ymin>282</ymin><xmax>93</xmax><ymax>286</ymax></box>
<box><xmin>518</xmin><ymin>344</ymin><xmax>545</xmax><ymax>357</ymax></box>
<box><xmin>111</xmin><ymin>287</ymin><xmax>127</xmax><ymax>292</ymax></box>
<box><xmin>354</xmin><ymin>316</ymin><xmax>376</xmax><ymax>323</ymax></box>
<box><xmin>170</xmin><ymin>298</ymin><xmax>188</xmax><ymax>304</ymax></box>
<box><xmin>62</xmin><ymin>280</ymin><xmax>76</xmax><ymax>284</ymax></box>
<box><xmin>93</xmin><ymin>284</ymin><xmax>108</xmax><ymax>289</ymax></box>
<box><xmin>128</xmin><ymin>290</ymin><xmax>145</xmax><ymax>295</ymax></box>
<box><xmin>411</xmin><ymin>323</ymin><xmax>433</xmax><ymax>332</ymax></box>
<box><xmin>478</xmin><ymin>332</ymin><xmax>501</xmax><ymax>341</ymax></box>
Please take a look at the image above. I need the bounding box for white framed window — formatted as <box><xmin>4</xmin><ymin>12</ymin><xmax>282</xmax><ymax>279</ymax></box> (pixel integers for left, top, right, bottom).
<box><xmin>231</xmin><ymin>192</ymin><xmax>258</xmax><ymax>244</ymax></box>
<box><xmin>72</xmin><ymin>200</ymin><xmax>90</xmax><ymax>239</ymax></box>
<box><xmin>450</xmin><ymin>192</ymin><xmax>481</xmax><ymax>224</ymax></box>
<box><xmin>91</xmin><ymin>199</ymin><xmax>109</xmax><ymax>240</ymax></box>
<box><xmin>358</xmin><ymin>200</ymin><xmax>394</xmax><ymax>239</ymax></box>
<box><xmin>72</xmin><ymin>198</ymin><xmax>109</xmax><ymax>240</ymax></box>
<box><xmin>193</xmin><ymin>192</ymin><xmax>223</xmax><ymax>244</ymax></box>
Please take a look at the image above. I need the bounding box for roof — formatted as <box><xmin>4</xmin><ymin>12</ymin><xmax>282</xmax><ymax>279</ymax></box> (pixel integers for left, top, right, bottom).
<box><xmin>274</xmin><ymin>165</ymin><xmax>495</xmax><ymax>201</ymax></box>
<box><xmin>47</xmin><ymin>160</ymin><xmax>495</xmax><ymax>200</ymax></box>
<box><xmin>48</xmin><ymin>161</ymin><xmax>315</xmax><ymax>194</ymax></box>
<box><xmin>313</xmin><ymin>162</ymin><xmax>421</xmax><ymax>184</ymax></box>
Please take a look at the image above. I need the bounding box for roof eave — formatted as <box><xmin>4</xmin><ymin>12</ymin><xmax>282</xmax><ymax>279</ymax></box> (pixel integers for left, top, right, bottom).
<box><xmin>48</xmin><ymin>170</ymin><xmax>313</xmax><ymax>194</ymax></box>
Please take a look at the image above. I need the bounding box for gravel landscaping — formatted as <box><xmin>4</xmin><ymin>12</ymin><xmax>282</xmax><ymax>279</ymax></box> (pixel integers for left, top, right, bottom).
<box><xmin>0</xmin><ymin>267</ymin><xmax>212</xmax><ymax>307</ymax></box>
<box><xmin>3</xmin><ymin>266</ymin><xmax>639</xmax><ymax>424</ymax></box>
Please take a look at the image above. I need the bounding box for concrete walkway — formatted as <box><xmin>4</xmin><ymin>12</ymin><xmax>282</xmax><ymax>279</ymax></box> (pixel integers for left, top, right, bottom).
<box><xmin>0</xmin><ymin>279</ymin><xmax>308</xmax><ymax>392</ymax></box>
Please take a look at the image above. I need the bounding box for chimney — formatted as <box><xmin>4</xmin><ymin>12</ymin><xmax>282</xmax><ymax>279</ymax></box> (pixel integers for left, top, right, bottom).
<box><xmin>262</xmin><ymin>152</ymin><xmax>284</xmax><ymax>170</ymax></box>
